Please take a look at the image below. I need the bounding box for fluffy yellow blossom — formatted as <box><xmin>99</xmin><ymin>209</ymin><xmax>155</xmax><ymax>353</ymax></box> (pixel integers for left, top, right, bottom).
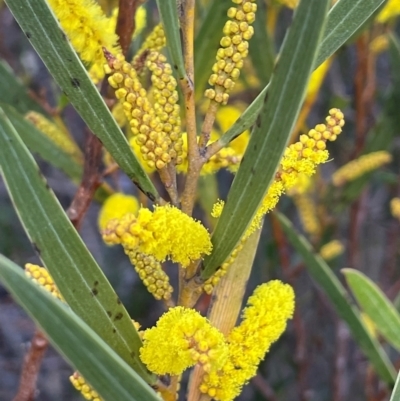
<box><xmin>70</xmin><ymin>372</ymin><xmax>102</xmax><ymax>401</ymax></box>
<box><xmin>319</xmin><ymin>240</ymin><xmax>344</xmax><ymax>261</ymax></box>
<box><xmin>332</xmin><ymin>151</ymin><xmax>392</xmax><ymax>186</ymax></box>
<box><xmin>89</xmin><ymin>6</ymin><xmax>147</xmax><ymax>83</ymax></box>
<box><xmin>25</xmin><ymin>112</ymin><xmax>82</xmax><ymax>163</ymax></box>
<box><xmin>98</xmin><ymin>193</ymin><xmax>139</xmax><ymax>231</ymax></box>
<box><xmin>126</xmin><ymin>250</ymin><xmax>173</xmax><ymax>300</ymax></box>
<box><xmin>200</xmin><ymin>281</ymin><xmax>295</xmax><ymax>401</ymax></box>
<box><xmin>48</xmin><ymin>0</ymin><xmax>119</xmax><ymax>66</ymax></box>
<box><xmin>206</xmin><ymin>109</ymin><xmax>345</xmax><ymax>293</ymax></box>
<box><xmin>25</xmin><ymin>263</ymin><xmax>63</xmax><ymax>301</ymax></box>
<box><xmin>140</xmin><ymin>307</ymin><xmax>229</xmax><ymax>375</ymax></box>
<box><xmin>247</xmin><ymin>108</ymin><xmax>345</xmax><ymax>238</ymax></box>
<box><xmin>102</xmin><ymin>205</ymin><xmax>212</xmax><ymax>266</ymax></box>
<box><xmin>205</xmin><ymin>0</ymin><xmax>258</xmax><ymax>104</ymax></box>
<box><xmin>376</xmin><ymin>0</ymin><xmax>400</xmax><ymax>23</ymax></box>
<box><xmin>390</xmin><ymin>197</ymin><xmax>400</xmax><ymax>220</ymax></box>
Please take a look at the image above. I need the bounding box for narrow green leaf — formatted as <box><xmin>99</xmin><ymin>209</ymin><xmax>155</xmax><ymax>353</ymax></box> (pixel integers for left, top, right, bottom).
<box><xmin>5</xmin><ymin>0</ymin><xmax>159</xmax><ymax>202</ymax></box>
<box><xmin>343</xmin><ymin>268</ymin><xmax>400</xmax><ymax>351</ymax></box>
<box><xmin>0</xmin><ymin>106</ymin><xmax>155</xmax><ymax>384</ymax></box>
<box><xmin>315</xmin><ymin>0</ymin><xmax>386</xmax><ymax>68</ymax></box>
<box><xmin>249</xmin><ymin>3</ymin><xmax>275</xmax><ymax>86</ymax></box>
<box><xmin>202</xmin><ymin>0</ymin><xmax>330</xmax><ymax>277</ymax></box>
<box><xmin>156</xmin><ymin>0</ymin><xmax>186</xmax><ymax>81</ymax></box>
<box><xmin>390</xmin><ymin>370</ymin><xmax>400</xmax><ymax>401</ymax></box>
<box><xmin>0</xmin><ymin>59</ymin><xmax>47</xmax><ymax>115</ymax></box>
<box><xmin>194</xmin><ymin>0</ymin><xmax>231</xmax><ymax>99</ymax></box>
<box><xmin>0</xmin><ymin>255</ymin><xmax>160</xmax><ymax>401</ymax></box>
<box><xmin>389</xmin><ymin>34</ymin><xmax>400</xmax><ymax>86</ymax></box>
<box><xmin>218</xmin><ymin>0</ymin><xmax>386</xmax><ymax>149</ymax></box>
<box><xmin>1</xmin><ymin>104</ymin><xmax>83</xmax><ymax>181</ymax></box>
<box><xmin>276</xmin><ymin>212</ymin><xmax>396</xmax><ymax>383</ymax></box>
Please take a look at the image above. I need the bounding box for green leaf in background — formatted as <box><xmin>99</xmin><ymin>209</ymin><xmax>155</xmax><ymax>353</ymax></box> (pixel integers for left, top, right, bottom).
<box><xmin>5</xmin><ymin>0</ymin><xmax>160</xmax><ymax>202</ymax></box>
<box><xmin>314</xmin><ymin>0</ymin><xmax>386</xmax><ymax>68</ymax></box>
<box><xmin>0</xmin><ymin>59</ymin><xmax>47</xmax><ymax>115</ymax></box>
<box><xmin>390</xmin><ymin>370</ymin><xmax>400</xmax><ymax>401</ymax></box>
<box><xmin>0</xmin><ymin>106</ymin><xmax>155</xmax><ymax>384</ymax></box>
<box><xmin>1</xmin><ymin>104</ymin><xmax>83</xmax><ymax>181</ymax></box>
<box><xmin>276</xmin><ymin>212</ymin><xmax>396</xmax><ymax>383</ymax></box>
<box><xmin>249</xmin><ymin>2</ymin><xmax>275</xmax><ymax>86</ymax></box>
<box><xmin>343</xmin><ymin>268</ymin><xmax>400</xmax><ymax>352</ymax></box>
<box><xmin>155</xmin><ymin>0</ymin><xmax>186</xmax><ymax>82</ymax></box>
<box><xmin>202</xmin><ymin>0</ymin><xmax>330</xmax><ymax>278</ymax></box>
<box><xmin>218</xmin><ymin>0</ymin><xmax>387</xmax><ymax>149</ymax></box>
<box><xmin>194</xmin><ymin>0</ymin><xmax>231</xmax><ymax>99</ymax></box>
<box><xmin>0</xmin><ymin>255</ymin><xmax>160</xmax><ymax>401</ymax></box>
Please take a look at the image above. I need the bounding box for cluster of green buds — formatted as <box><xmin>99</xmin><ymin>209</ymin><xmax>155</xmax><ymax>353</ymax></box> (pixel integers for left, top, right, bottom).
<box><xmin>126</xmin><ymin>250</ymin><xmax>173</xmax><ymax>301</ymax></box>
<box><xmin>205</xmin><ymin>0</ymin><xmax>257</xmax><ymax>105</ymax></box>
<box><xmin>104</xmin><ymin>51</ymin><xmax>182</xmax><ymax>170</ymax></box>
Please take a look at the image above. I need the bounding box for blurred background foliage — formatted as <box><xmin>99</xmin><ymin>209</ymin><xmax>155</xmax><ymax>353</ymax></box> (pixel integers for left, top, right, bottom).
<box><xmin>1</xmin><ymin>0</ymin><xmax>400</xmax><ymax>400</ymax></box>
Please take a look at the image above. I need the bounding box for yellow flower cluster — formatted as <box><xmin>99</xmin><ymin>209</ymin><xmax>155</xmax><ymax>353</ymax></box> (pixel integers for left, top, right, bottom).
<box><xmin>102</xmin><ymin>205</ymin><xmax>212</xmax><ymax>266</ymax></box>
<box><xmin>47</xmin><ymin>0</ymin><xmax>119</xmax><ymax>66</ymax></box>
<box><xmin>70</xmin><ymin>372</ymin><xmax>102</xmax><ymax>401</ymax></box>
<box><xmin>98</xmin><ymin>192</ymin><xmax>139</xmax><ymax>231</ymax></box>
<box><xmin>126</xmin><ymin>250</ymin><xmax>173</xmax><ymax>300</ymax></box>
<box><xmin>132</xmin><ymin>23</ymin><xmax>166</xmax><ymax>71</ymax></box>
<box><xmin>205</xmin><ymin>0</ymin><xmax>257</xmax><ymax>105</ymax></box>
<box><xmin>206</xmin><ymin>110</ymin><xmax>345</xmax><ymax>292</ymax></box>
<box><xmin>247</xmin><ymin>108</ymin><xmax>345</xmax><ymax>238</ymax></box>
<box><xmin>376</xmin><ymin>0</ymin><xmax>400</xmax><ymax>23</ymax></box>
<box><xmin>390</xmin><ymin>198</ymin><xmax>400</xmax><ymax>220</ymax></box>
<box><xmin>146</xmin><ymin>51</ymin><xmax>183</xmax><ymax>165</ymax></box>
<box><xmin>25</xmin><ymin>112</ymin><xmax>82</xmax><ymax>163</ymax></box>
<box><xmin>319</xmin><ymin>240</ymin><xmax>344</xmax><ymax>261</ymax></box>
<box><xmin>200</xmin><ymin>281</ymin><xmax>295</xmax><ymax>401</ymax></box>
<box><xmin>140</xmin><ymin>307</ymin><xmax>229</xmax><ymax>375</ymax></box>
<box><xmin>105</xmin><ymin>52</ymin><xmax>180</xmax><ymax>170</ymax></box>
<box><xmin>25</xmin><ymin>263</ymin><xmax>63</xmax><ymax>301</ymax></box>
<box><xmin>332</xmin><ymin>151</ymin><xmax>392</xmax><ymax>186</ymax></box>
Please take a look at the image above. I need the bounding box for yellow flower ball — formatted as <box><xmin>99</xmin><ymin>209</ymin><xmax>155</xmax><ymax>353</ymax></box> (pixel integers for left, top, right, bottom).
<box><xmin>98</xmin><ymin>193</ymin><xmax>139</xmax><ymax>230</ymax></box>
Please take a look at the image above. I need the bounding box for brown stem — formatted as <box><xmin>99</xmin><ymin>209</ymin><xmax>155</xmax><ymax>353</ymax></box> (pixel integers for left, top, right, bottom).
<box><xmin>67</xmin><ymin>132</ymin><xmax>103</xmax><ymax>230</ymax></box>
<box><xmin>13</xmin><ymin>330</ymin><xmax>48</xmax><ymax>401</ymax></box>
<box><xmin>251</xmin><ymin>374</ymin><xmax>278</xmax><ymax>401</ymax></box>
<box><xmin>116</xmin><ymin>0</ymin><xmax>144</xmax><ymax>55</ymax></box>
<box><xmin>179</xmin><ymin>0</ymin><xmax>201</xmax><ymax>216</ymax></box>
<box><xmin>198</xmin><ymin>101</ymin><xmax>219</xmax><ymax>151</ymax></box>
<box><xmin>158</xmin><ymin>166</ymin><xmax>179</xmax><ymax>206</ymax></box>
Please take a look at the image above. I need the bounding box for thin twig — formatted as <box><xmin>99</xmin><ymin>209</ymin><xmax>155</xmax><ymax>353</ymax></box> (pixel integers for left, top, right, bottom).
<box><xmin>67</xmin><ymin>132</ymin><xmax>103</xmax><ymax>229</ymax></box>
<box><xmin>116</xmin><ymin>0</ymin><xmax>144</xmax><ymax>55</ymax></box>
<box><xmin>13</xmin><ymin>330</ymin><xmax>48</xmax><ymax>401</ymax></box>
<box><xmin>179</xmin><ymin>0</ymin><xmax>201</xmax><ymax>216</ymax></box>
<box><xmin>198</xmin><ymin>100</ymin><xmax>219</xmax><ymax>151</ymax></box>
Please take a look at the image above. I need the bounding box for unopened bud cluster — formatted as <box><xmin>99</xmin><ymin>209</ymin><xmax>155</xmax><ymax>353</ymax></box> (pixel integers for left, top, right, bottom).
<box><xmin>126</xmin><ymin>250</ymin><xmax>173</xmax><ymax>300</ymax></box>
<box><xmin>25</xmin><ymin>112</ymin><xmax>82</xmax><ymax>163</ymax></box>
<box><xmin>105</xmin><ymin>52</ymin><xmax>179</xmax><ymax>170</ymax></box>
<box><xmin>146</xmin><ymin>51</ymin><xmax>183</xmax><ymax>164</ymax></box>
<box><xmin>203</xmin><ymin>240</ymin><xmax>244</xmax><ymax>294</ymax></box>
<box><xmin>205</xmin><ymin>0</ymin><xmax>257</xmax><ymax>105</ymax></box>
<box><xmin>292</xmin><ymin>193</ymin><xmax>320</xmax><ymax>237</ymax></box>
<box><xmin>70</xmin><ymin>372</ymin><xmax>102</xmax><ymax>401</ymax></box>
<box><xmin>25</xmin><ymin>263</ymin><xmax>63</xmax><ymax>301</ymax></box>
<box><xmin>391</xmin><ymin>197</ymin><xmax>400</xmax><ymax>220</ymax></box>
<box><xmin>132</xmin><ymin>23</ymin><xmax>166</xmax><ymax>71</ymax></box>
<box><xmin>332</xmin><ymin>150</ymin><xmax>392</xmax><ymax>186</ymax></box>
<box><xmin>319</xmin><ymin>240</ymin><xmax>344</xmax><ymax>261</ymax></box>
